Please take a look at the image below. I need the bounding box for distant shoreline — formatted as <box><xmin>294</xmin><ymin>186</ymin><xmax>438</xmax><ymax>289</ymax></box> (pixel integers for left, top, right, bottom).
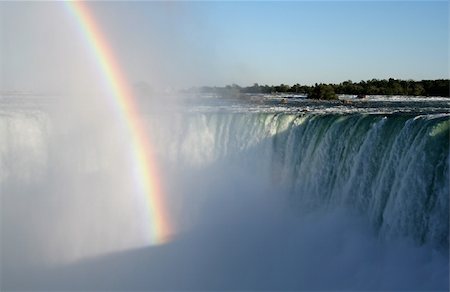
<box><xmin>186</xmin><ymin>79</ymin><xmax>450</xmax><ymax>98</ymax></box>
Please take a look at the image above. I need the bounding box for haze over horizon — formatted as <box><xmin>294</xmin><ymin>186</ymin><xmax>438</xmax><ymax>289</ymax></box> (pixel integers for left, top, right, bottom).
<box><xmin>1</xmin><ymin>1</ymin><xmax>448</xmax><ymax>94</ymax></box>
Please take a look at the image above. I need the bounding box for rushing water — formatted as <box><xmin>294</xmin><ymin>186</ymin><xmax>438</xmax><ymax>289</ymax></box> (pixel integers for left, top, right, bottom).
<box><xmin>1</xmin><ymin>95</ymin><xmax>449</xmax><ymax>290</ymax></box>
<box><xmin>148</xmin><ymin>111</ymin><xmax>449</xmax><ymax>247</ymax></box>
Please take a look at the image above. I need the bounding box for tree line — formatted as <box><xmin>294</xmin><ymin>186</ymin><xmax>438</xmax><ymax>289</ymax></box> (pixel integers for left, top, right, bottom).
<box><xmin>189</xmin><ymin>79</ymin><xmax>449</xmax><ymax>99</ymax></box>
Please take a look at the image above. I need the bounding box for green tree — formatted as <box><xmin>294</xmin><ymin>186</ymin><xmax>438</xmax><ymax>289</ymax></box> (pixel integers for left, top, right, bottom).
<box><xmin>275</xmin><ymin>84</ymin><xmax>290</xmax><ymax>93</ymax></box>
<box><xmin>308</xmin><ymin>84</ymin><xmax>337</xmax><ymax>100</ymax></box>
<box><xmin>411</xmin><ymin>84</ymin><xmax>425</xmax><ymax>96</ymax></box>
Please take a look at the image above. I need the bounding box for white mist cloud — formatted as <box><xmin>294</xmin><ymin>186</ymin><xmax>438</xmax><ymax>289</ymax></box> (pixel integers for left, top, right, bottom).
<box><xmin>0</xmin><ymin>2</ymin><xmax>218</xmax><ymax>94</ymax></box>
<box><xmin>3</xmin><ymin>158</ymin><xmax>448</xmax><ymax>290</ymax></box>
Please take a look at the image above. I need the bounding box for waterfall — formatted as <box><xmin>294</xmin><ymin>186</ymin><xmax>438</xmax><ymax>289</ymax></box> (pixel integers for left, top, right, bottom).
<box><xmin>147</xmin><ymin>112</ymin><xmax>449</xmax><ymax>249</ymax></box>
<box><xmin>1</xmin><ymin>104</ymin><xmax>448</xmax><ymax>290</ymax></box>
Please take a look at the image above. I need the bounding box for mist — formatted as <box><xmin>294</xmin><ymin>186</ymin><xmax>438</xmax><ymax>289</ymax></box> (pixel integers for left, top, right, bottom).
<box><xmin>0</xmin><ymin>1</ymin><xmax>217</xmax><ymax>95</ymax></box>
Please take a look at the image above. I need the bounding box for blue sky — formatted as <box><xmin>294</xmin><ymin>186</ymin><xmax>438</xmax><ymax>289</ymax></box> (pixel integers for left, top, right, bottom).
<box><xmin>194</xmin><ymin>1</ymin><xmax>448</xmax><ymax>85</ymax></box>
<box><xmin>1</xmin><ymin>1</ymin><xmax>448</xmax><ymax>92</ymax></box>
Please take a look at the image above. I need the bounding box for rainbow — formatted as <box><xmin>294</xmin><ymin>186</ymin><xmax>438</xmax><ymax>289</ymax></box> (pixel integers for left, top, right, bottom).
<box><xmin>65</xmin><ymin>1</ymin><xmax>172</xmax><ymax>245</ymax></box>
